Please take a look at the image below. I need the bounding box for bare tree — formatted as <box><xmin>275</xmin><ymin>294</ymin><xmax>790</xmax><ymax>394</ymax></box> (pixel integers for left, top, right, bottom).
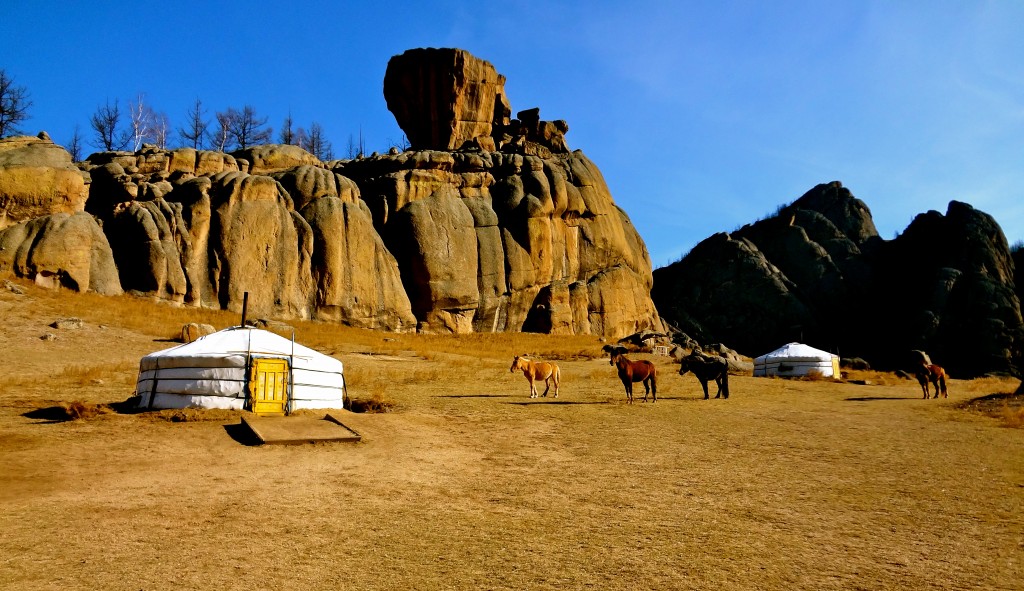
<box><xmin>294</xmin><ymin>126</ymin><xmax>308</xmax><ymax>151</ymax></box>
<box><xmin>178</xmin><ymin>98</ymin><xmax>210</xmax><ymax>150</ymax></box>
<box><xmin>212</xmin><ymin>109</ymin><xmax>236</xmax><ymax>152</ymax></box>
<box><xmin>128</xmin><ymin>94</ymin><xmax>153</xmax><ymax>151</ymax></box>
<box><xmin>279</xmin><ymin>111</ymin><xmax>295</xmax><ymax>145</ymax></box>
<box><xmin>224</xmin><ymin>105</ymin><xmax>271</xmax><ymax>149</ymax></box>
<box><xmin>304</xmin><ymin>122</ymin><xmax>334</xmax><ymax>161</ymax></box>
<box><xmin>66</xmin><ymin>124</ymin><xmax>84</xmax><ymax>161</ymax></box>
<box><xmin>387</xmin><ymin>133</ymin><xmax>411</xmax><ymax>152</ymax></box>
<box><xmin>345</xmin><ymin>130</ymin><xmax>365</xmax><ymax>159</ymax></box>
<box><xmin>89</xmin><ymin>99</ymin><xmax>130</xmax><ymax>151</ymax></box>
<box><xmin>0</xmin><ymin>69</ymin><xmax>32</xmax><ymax>138</ymax></box>
<box><xmin>151</xmin><ymin>111</ymin><xmax>171</xmax><ymax>149</ymax></box>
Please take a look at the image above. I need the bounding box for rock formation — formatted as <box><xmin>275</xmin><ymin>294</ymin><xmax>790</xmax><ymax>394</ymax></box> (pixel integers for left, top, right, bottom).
<box><xmin>653</xmin><ymin>182</ymin><xmax>1023</xmax><ymax>378</ymax></box>
<box><xmin>0</xmin><ymin>211</ymin><xmax>121</xmax><ymax>295</ymax></box>
<box><xmin>0</xmin><ymin>134</ymin><xmax>89</xmax><ymax>229</ymax></box>
<box><xmin>0</xmin><ymin>47</ymin><xmax>664</xmax><ymax>339</ymax></box>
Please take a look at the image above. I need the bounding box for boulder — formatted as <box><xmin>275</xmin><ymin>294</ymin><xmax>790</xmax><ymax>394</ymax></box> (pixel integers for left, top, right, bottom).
<box><xmin>50</xmin><ymin>317</ymin><xmax>84</xmax><ymax>330</ymax></box>
<box><xmin>0</xmin><ymin>135</ymin><xmax>89</xmax><ymax>229</ymax></box>
<box><xmin>384</xmin><ymin>48</ymin><xmax>511</xmax><ymax>151</ymax></box>
<box><xmin>180</xmin><ymin>322</ymin><xmax>216</xmax><ymax>343</ymax></box>
<box><xmin>0</xmin><ymin>212</ymin><xmax>121</xmax><ymax>295</ymax></box>
<box><xmin>233</xmin><ymin>144</ymin><xmax>322</xmax><ymax>174</ymax></box>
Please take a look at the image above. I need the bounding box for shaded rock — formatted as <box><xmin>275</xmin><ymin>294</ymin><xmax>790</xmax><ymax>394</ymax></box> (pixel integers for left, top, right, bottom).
<box><xmin>652</xmin><ymin>232</ymin><xmax>814</xmax><ymax>354</ymax></box>
<box><xmin>106</xmin><ymin>198</ymin><xmax>189</xmax><ymax>302</ymax></box>
<box><xmin>655</xmin><ymin>182</ymin><xmax>1022</xmax><ymax>378</ymax></box>
<box><xmin>841</xmin><ymin>357</ymin><xmax>871</xmax><ymax>370</ymax></box>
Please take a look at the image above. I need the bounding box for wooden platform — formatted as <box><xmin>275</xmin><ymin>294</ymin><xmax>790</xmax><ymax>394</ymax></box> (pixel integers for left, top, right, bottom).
<box><xmin>241</xmin><ymin>413</ymin><xmax>362</xmax><ymax>445</ymax></box>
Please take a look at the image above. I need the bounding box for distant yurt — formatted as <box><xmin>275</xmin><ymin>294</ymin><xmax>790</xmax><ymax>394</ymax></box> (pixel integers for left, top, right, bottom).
<box><xmin>135</xmin><ymin>326</ymin><xmax>345</xmax><ymax>414</ymax></box>
<box><xmin>753</xmin><ymin>342</ymin><xmax>840</xmax><ymax>378</ymax></box>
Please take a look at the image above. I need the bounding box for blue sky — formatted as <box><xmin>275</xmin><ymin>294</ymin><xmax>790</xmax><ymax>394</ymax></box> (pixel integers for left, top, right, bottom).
<box><xmin>3</xmin><ymin>1</ymin><xmax>1022</xmax><ymax>266</ymax></box>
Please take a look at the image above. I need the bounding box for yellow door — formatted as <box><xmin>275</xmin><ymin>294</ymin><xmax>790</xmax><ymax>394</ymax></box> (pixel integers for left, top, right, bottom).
<box><xmin>249</xmin><ymin>358</ymin><xmax>290</xmax><ymax>416</ymax></box>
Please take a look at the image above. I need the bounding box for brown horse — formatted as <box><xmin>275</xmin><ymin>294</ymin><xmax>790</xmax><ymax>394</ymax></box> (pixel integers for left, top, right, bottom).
<box><xmin>678</xmin><ymin>351</ymin><xmax>730</xmax><ymax>399</ymax></box>
<box><xmin>607</xmin><ymin>347</ymin><xmax>657</xmax><ymax>404</ymax></box>
<box><xmin>510</xmin><ymin>355</ymin><xmax>560</xmax><ymax>398</ymax></box>
<box><xmin>914</xmin><ymin>363</ymin><xmax>948</xmax><ymax>399</ymax></box>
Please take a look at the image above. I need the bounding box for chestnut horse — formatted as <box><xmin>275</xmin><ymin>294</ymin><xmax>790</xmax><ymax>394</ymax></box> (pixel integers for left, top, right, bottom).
<box><xmin>914</xmin><ymin>363</ymin><xmax>948</xmax><ymax>399</ymax></box>
<box><xmin>678</xmin><ymin>351</ymin><xmax>730</xmax><ymax>399</ymax></box>
<box><xmin>607</xmin><ymin>347</ymin><xmax>657</xmax><ymax>404</ymax></box>
<box><xmin>510</xmin><ymin>355</ymin><xmax>560</xmax><ymax>398</ymax></box>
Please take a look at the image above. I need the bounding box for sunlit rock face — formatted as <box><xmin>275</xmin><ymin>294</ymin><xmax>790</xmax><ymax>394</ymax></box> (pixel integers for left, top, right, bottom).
<box><xmin>3</xmin><ymin>47</ymin><xmax>662</xmax><ymax>338</ymax></box>
<box><xmin>0</xmin><ymin>135</ymin><xmax>89</xmax><ymax>229</ymax></box>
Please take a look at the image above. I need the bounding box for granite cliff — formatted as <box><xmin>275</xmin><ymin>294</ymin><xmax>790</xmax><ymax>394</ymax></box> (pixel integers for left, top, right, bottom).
<box><xmin>0</xmin><ymin>48</ymin><xmax>662</xmax><ymax>339</ymax></box>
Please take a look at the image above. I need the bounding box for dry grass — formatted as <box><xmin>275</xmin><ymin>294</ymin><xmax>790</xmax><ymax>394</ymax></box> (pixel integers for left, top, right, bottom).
<box><xmin>1</xmin><ymin>281</ymin><xmax>1023</xmax><ymax>591</ymax></box>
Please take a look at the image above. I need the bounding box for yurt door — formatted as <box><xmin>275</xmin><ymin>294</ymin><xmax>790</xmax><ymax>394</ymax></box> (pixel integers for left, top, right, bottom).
<box><xmin>249</xmin><ymin>358</ymin><xmax>290</xmax><ymax>416</ymax></box>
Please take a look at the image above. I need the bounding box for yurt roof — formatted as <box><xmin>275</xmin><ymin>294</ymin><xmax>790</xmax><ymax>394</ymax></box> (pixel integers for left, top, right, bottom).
<box><xmin>754</xmin><ymin>342</ymin><xmax>837</xmax><ymax>364</ymax></box>
<box><xmin>140</xmin><ymin>326</ymin><xmax>342</xmax><ymax>372</ymax></box>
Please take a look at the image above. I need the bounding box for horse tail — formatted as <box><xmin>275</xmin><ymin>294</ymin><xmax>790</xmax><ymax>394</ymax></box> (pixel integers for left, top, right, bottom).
<box><xmin>939</xmin><ymin>374</ymin><xmax>947</xmax><ymax>396</ymax></box>
<box><xmin>722</xmin><ymin>370</ymin><xmax>730</xmax><ymax>398</ymax></box>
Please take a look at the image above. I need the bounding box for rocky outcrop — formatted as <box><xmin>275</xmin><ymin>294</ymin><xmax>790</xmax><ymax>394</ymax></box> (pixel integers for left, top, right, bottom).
<box><xmin>384</xmin><ymin>48</ymin><xmax>511</xmax><ymax>152</ymax></box>
<box><xmin>2</xmin><ymin>47</ymin><xmax>661</xmax><ymax>339</ymax></box>
<box><xmin>0</xmin><ymin>211</ymin><xmax>121</xmax><ymax>295</ymax></box>
<box><xmin>78</xmin><ymin>144</ymin><xmax>417</xmax><ymax>329</ymax></box>
<box><xmin>233</xmin><ymin>144</ymin><xmax>322</xmax><ymax>174</ymax></box>
<box><xmin>0</xmin><ymin>134</ymin><xmax>89</xmax><ymax>229</ymax></box>
<box><xmin>653</xmin><ymin>182</ymin><xmax>1023</xmax><ymax>377</ymax></box>
<box><xmin>383</xmin><ymin>47</ymin><xmax>570</xmax><ymax>157</ymax></box>
<box><xmin>335</xmin><ymin>147</ymin><xmax>662</xmax><ymax>337</ymax></box>
<box><xmin>869</xmin><ymin>201</ymin><xmax>1022</xmax><ymax>376</ymax></box>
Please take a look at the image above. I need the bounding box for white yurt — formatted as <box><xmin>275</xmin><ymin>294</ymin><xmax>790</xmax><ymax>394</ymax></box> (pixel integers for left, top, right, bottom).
<box><xmin>135</xmin><ymin>326</ymin><xmax>345</xmax><ymax>414</ymax></box>
<box><xmin>753</xmin><ymin>342</ymin><xmax>840</xmax><ymax>378</ymax></box>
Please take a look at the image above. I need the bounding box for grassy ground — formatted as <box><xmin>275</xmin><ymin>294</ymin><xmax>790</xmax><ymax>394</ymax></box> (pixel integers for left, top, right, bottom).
<box><xmin>1</xmin><ymin>280</ymin><xmax>1022</xmax><ymax>590</ymax></box>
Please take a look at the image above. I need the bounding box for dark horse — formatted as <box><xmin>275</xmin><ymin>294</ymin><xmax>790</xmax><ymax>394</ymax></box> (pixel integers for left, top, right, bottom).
<box><xmin>678</xmin><ymin>351</ymin><xmax>730</xmax><ymax>399</ymax></box>
<box><xmin>914</xmin><ymin>363</ymin><xmax>948</xmax><ymax>399</ymax></box>
<box><xmin>605</xmin><ymin>346</ymin><xmax>657</xmax><ymax>404</ymax></box>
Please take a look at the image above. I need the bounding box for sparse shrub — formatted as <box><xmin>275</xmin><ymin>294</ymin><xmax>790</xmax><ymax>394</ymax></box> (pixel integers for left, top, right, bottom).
<box><xmin>999</xmin><ymin>402</ymin><xmax>1024</xmax><ymax>428</ymax></box>
<box><xmin>348</xmin><ymin>392</ymin><xmax>394</xmax><ymax>413</ymax></box>
<box><xmin>60</xmin><ymin>401</ymin><xmax>108</xmax><ymax>420</ymax></box>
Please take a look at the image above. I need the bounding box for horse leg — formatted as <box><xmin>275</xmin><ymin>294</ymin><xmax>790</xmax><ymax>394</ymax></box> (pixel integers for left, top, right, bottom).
<box><xmin>650</xmin><ymin>375</ymin><xmax>656</xmax><ymax>402</ymax></box>
<box><xmin>541</xmin><ymin>377</ymin><xmax>550</xmax><ymax>397</ymax></box>
<box><xmin>529</xmin><ymin>376</ymin><xmax>538</xmax><ymax>398</ymax></box>
<box><xmin>699</xmin><ymin>378</ymin><xmax>710</xmax><ymax>400</ymax></box>
<box><xmin>714</xmin><ymin>375</ymin><xmax>723</xmax><ymax>398</ymax></box>
<box><xmin>552</xmin><ymin>370</ymin><xmax>559</xmax><ymax>398</ymax></box>
<box><xmin>721</xmin><ymin>372</ymin><xmax>730</xmax><ymax>399</ymax></box>
<box><xmin>623</xmin><ymin>379</ymin><xmax>633</xmax><ymax>404</ymax></box>
<box><xmin>641</xmin><ymin>377</ymin><xmax>650</xmax><ymax>402</ymax></box>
